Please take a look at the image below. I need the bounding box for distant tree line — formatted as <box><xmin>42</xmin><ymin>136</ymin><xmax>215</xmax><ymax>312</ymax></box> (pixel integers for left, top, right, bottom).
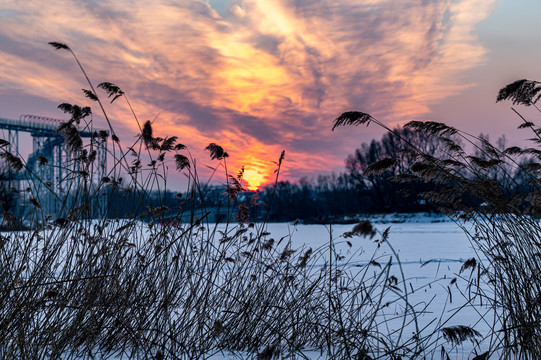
<box><xmin>257</xmin><ymin>127</ymin><xmax>440</xmax><ymax>222</ymax></box>
<box><xmin>258</xmin><ymin>127</ymin><xmax>534</xmax><ymax>222</ymax></box>
<box><xmin>1</xmin><ymin>126</ymin><xmax>534</xmax><ymax>225</ymax></box>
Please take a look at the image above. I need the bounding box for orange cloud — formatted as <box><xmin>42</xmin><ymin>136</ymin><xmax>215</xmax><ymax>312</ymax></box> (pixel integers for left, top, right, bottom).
<box><xmin>0</xmin><ymin>0</ymin><xmax>496</xmax><ymax>189</ymax></box>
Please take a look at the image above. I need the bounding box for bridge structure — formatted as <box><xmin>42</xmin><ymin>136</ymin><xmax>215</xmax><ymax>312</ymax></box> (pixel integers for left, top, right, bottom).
<box><xmin>0</xmin><ymin>114</ymin><xmax>108</xmax><ymax>216</ymax></box>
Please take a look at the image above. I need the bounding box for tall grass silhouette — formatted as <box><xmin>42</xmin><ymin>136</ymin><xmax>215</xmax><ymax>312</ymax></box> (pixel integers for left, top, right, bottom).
<box><xmin>0</xmin><ymin>42</ymin><xmax>472</xmax><ymax>359</ymax></box>
<box><xmin>333</xmin><ymin>79</ymin><xmax>541</xmax><ymax>359</ymax></box>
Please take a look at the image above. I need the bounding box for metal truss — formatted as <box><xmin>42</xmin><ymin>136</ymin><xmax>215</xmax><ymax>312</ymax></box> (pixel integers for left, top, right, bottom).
<box><xmin>0</xmin><ymin>114</ymin><xmax>108</xmax><ymax>217</ymax></box>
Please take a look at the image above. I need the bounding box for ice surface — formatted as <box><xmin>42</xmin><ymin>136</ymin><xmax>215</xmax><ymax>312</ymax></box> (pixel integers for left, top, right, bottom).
<box><xmin>10</xmin><ymin>214</ymin><xmax>497</xmax><ymax>359</ymax></box>
<box><xmin>239</xmin><ymin>217</ymin><xmax>493</xmax><ymax>359</ymax></box>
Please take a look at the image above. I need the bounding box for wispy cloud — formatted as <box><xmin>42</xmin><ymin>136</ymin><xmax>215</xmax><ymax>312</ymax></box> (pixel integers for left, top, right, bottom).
<box><xmin>0</xmin><ymin>0</ymin><xmax>496</xmax><ymax>187</ymax></box>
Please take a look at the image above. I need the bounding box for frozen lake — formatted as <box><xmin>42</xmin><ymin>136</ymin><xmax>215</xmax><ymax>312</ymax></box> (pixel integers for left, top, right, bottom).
<box><xmin>231</xmin><ymin>215</ymin><xmax>493</xmax><ymax>359</ymax></box>
<box><xmin>7</xmin><ymin>214</ymin><xmax>497</xmax><ymax>359</ymax></box>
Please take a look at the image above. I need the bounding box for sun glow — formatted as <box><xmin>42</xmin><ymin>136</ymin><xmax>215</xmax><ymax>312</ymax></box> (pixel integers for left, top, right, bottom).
<box><xmin>243</xmin><ymin>169</ymin><xmax>265</xmax><ymax>191</ymax></box>
<box><xmin>0</xmin><ymin>0</ymin><xmax>497</xmax><ymax>188</ymax></box>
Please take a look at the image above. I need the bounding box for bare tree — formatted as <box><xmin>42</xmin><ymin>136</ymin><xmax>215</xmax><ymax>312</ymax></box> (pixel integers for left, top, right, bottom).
<box><xmin>345</xmin><ymin>126</ymin><xmax>461</xmax><ymax>211</ymax></box>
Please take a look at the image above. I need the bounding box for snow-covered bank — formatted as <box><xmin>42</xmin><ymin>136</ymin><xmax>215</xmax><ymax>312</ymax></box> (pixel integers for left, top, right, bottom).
<box><xmin>327</xmin><ymin>211</ymin><xmax>452</xmax><ymax>225</ymax></box>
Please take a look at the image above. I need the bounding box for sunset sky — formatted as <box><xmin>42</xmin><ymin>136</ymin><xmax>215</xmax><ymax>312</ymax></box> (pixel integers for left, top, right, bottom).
<box><xmin>1</xmin><ymin>0</ymin><xmax>541</xmax><ymax>190</ymax></box>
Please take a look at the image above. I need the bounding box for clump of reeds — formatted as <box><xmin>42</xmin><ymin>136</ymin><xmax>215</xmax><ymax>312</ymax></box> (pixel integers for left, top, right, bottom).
<box><xmin>0</xmin><ymin>42</ymin><xmax>462</xmax><ymax>359</ymax></box>
<box><xmin>333</xmin><ymin>79</ymin><xmax>541</xmax><ymax>358</ymax></box>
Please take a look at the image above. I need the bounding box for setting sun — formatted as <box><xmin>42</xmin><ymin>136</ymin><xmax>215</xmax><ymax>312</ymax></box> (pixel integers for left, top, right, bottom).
<box><xmin>243</xmin><ymin>169</ymin><xmax>265</xmax><ymax>191</ymax></box>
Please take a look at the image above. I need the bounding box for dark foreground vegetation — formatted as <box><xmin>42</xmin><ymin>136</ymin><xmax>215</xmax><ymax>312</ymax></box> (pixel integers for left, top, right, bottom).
<box><xmin>333</xmin><ymin>78</ymin><xmax>541</xmax><ymax>359</ymax></box>
<box><xmin>0</xmin><ymin>42</ymin><xmax>447</xmax><ymax>360</ymax></box>
<box><xmin>0</xmin><ymin>42</ymin><xmax>540</xmax><ymax>359</ymax></box>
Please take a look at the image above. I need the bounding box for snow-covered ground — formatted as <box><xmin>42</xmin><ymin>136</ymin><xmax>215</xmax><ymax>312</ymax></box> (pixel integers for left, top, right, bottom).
<box><xmin>158</xmin><ymin>214</ymin><xmax>494</xmax><ymax>359</ymax></box>
<box><xmin>241</xmin><ymin>216</ymin><xmax>493</xmax><ymax>359</ymax></box>
<box><xmin>9</xmin><ymin>213</ymin><xmax>498</xmax><ymax>359</ymax></box>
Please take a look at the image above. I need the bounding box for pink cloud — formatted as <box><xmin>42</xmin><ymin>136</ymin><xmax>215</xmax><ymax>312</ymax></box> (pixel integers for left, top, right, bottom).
<box><xmin>0</xmin><ymin>0</ymin><xmax>496</xmax><ymax>187</ymax></box>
